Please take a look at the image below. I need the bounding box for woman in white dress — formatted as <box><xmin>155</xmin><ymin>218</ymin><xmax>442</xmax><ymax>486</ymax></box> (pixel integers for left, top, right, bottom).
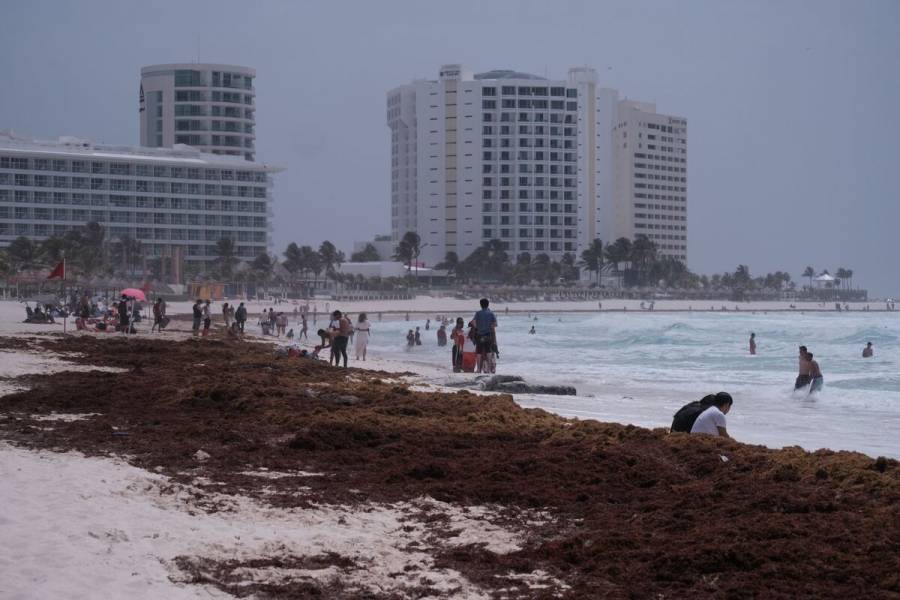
<box><xmin>355</xmin><ymin>313</ymin><xmax>371</xmax><ymax>361</ymax></box>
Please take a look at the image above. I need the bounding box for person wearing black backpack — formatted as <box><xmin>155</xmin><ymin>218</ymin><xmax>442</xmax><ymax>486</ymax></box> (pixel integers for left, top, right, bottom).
<box><xmin>670</xmin><ymin>393</ymin><xmax>728</xmax><ymax>433</ymax></box>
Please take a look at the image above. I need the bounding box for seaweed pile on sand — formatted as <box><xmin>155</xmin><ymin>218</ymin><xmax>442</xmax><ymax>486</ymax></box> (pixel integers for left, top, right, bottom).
<box><xmin>1</xmin><ymin>334</ymin><xmax>898</xmax><ymax>599</ymax></box>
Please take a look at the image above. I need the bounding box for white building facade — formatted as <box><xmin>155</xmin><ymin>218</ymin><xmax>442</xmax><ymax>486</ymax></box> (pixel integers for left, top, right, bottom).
<box><xmin>0</xmin><ymin>132</ymin><xmax>279</xmax><ymax>271</ymax></box>
<box><xmin>140</xmin><ymin>63</ymin><xmax>256</xmax><ymax>161</ymax></box>
<box><xmin>387</xmin><ymin>65</ymin><xmax>687</xmax><ymax>267</ymax></box>
<box><xmin>606</xmin><ymin>100</ymin><xmax>688</xmax><ymax>262</ymax></box>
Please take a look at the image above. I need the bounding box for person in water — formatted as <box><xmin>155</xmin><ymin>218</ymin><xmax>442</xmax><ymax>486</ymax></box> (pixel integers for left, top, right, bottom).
<box><xmin>690</xmin><ymin>392</ymin><xmax>733</xmax><ymax>438</ymax></box>
<box><xmin>795</xmin><ymin>345</ymin><xmax>811</xmax><ymax>390</ymax></box>
<box><xmin>808</xmin><ymin>353</ymin><xmax>824</xmax><ymax>393</ymax></box>
<box><xmin>862</xmin><ymin>342</ymin><xmax>874</xmax><ymax>358</ymax></box>
<box><xmin>749</xmin><ymin>333</ymin><xmax>756</xmax><ymax>355</ymax></box>
<box><xmin>528</xmin><ymin>325</ymin><xmax>536</xmax><ymax>334</ymax></box>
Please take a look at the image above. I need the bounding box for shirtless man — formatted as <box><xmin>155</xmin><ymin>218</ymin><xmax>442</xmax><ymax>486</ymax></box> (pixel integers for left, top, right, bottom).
<box><xmin>795</xmin><ymin>345</ymin><xmax>811</xmax><ymax>390</ymax></box>
<box><xmin>862</xmin><ymin>342</ymin><xmax>874</xmax><ymax>358</ymax></box>
<box><xmin>808</xmin><ymin>352</ymin><xmax>824</xmax><ymax>393</ymax></box>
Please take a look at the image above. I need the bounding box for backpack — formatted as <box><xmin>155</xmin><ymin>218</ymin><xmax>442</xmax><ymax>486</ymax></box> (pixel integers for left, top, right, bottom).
<box><xmin>671</xmin><ymin>396</ymin><xmax>715</xmax><ymax>433</ymax></box>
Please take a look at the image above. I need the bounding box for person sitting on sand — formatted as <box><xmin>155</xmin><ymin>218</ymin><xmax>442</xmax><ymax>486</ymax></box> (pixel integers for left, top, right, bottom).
<box><xmin>808</xmin><ymin>353</ymin><xmax>824</xmax><ymax>393</ymax></box>
<box><xmin>863</xmin><ymin>342</ymin><xmax>874</xmax><ymax>358</ymax></box>
<box><xmin>690</xmin><ymin>393</ymin><xmax>733</xmax><ymax>438</ymax></box>
<box><xmin>795</xmin><ymin>346</ymin><xmax>811</xmax><ymax>390</ymax></box>
<box><xmin>671</xmin><ymin>393</ymin><xmax>718</xmax><ymax>433</ymax></box>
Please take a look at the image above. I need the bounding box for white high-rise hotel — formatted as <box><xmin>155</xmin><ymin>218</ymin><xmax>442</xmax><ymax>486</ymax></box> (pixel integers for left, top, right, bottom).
<box><xmin>387</xmin><ymin>64</ymin><xmax>687</xmax><ymax>268</ymax></box>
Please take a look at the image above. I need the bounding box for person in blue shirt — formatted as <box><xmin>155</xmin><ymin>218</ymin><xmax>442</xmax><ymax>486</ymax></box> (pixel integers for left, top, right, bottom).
<box><xmin>471</xmin><ymin>298</ymin><xmax>497</xmax><ymax>373</ymax></box>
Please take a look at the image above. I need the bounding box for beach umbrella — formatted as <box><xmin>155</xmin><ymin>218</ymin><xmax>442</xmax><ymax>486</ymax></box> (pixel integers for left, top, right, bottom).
<box><xmin>120</xmin><ymin>288</ymin><xmax>147</xmax><ymax>301</ymax></box>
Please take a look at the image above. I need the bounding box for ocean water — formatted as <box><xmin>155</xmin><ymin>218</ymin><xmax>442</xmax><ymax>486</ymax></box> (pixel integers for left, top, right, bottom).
<box><xmin>364</xmin><ymin>311</ymin><xmax>900</xmax><ymax>459</ymax></box>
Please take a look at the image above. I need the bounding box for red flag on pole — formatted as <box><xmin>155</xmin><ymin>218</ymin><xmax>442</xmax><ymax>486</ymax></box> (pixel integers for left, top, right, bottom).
<box><xmin>47</xmin><ymin>261</ymin><xmax>65</xmax><ymax>280</ymax></box>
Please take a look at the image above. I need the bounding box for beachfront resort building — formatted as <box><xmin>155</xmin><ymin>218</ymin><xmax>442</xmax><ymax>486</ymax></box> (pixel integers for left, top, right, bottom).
<box><xmin>140</xmin><ymin>63</ymin><xmax>257</xmax><ymax>161</ymax></box>
<box><xmin>0</xmin><ymin>131</ymin><xmax>280</xmax><ymax>272</ymax></box>
<box><xmin>386</xmin><ymin>64</ymin><xmax>688</xmax><ymax>267</ymax></box>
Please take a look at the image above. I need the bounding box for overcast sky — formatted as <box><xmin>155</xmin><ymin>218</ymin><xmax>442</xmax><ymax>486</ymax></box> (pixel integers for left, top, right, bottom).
<box><xmin>2</xmin><ymin>0</ymin><xmax>899</xmax><ymax>296</ymax></box>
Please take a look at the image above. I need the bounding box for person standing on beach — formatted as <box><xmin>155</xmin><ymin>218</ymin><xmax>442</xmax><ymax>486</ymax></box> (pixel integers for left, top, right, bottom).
<box><xmin>863</xmin><ymin>342</ymin><xmax>874</xmax><ymax>358</ymax></box>
<box><xmin>406</xmin><ymin>329</ymin><xmax>415</xmax><ymax>347</ymax></box>
<box><xmin>690</xmin><ymin>393</ymin><xmax>733</xmax><ymax>438</ymax></box>
<box><xmin>808</xmin><ymin>353</ymin><xmax>824</xmax><ymax>393</ymax></box>
<box><xmin>191</xmin><ymin>299</ymin><xmax>203</xmax><ymax>337</ymax></box>
<box><xmin>222</xmin><ymin>303</ymin><xmax>232</xmax><ymax>330</ymax></box>
<box><xmin>329</xmin><ymin>310</ymin><xmax>353</xmax><ymax>368</ymax></box>
<box><xmin>451</xmin><ymin>317</ymin><xmax>465</xmax><ymax>371</ymax></box>
<box><xmin>425</xmin><ymin>319</ymin><xmax>430</xmax><ymax>331</ymax></box>
<box><xmin>795</xmin><ymin>346</ymin><xmax>811</xmax><ymax>390</ymax></box>
<box><xmin>414</xmin><ymin>327</ymin><xmax>422</xmax><ymax>345</ymax></box>
<box><xmin>355</xmin><ymin>313</ymin><xmax>371</xmax><ymax>361</ymax></box>
<box><xmin>202</xmin><ymin>300</ymin><xmax>212</xmax><ymax>336</ymax></box>
<box><xmin>749</xmin><ymin>333</ymin><xmax>757</xmax><ymax>355</ymax></box>
<box><xmin>300</xmin><ymin>315</ymin><xmax>308</xmax><ymax>341</ymax></box>
<box><xmin>472</xmin><ymin>298</ymin><xmax>497</xmax><ymax>373</ymax></box>
<box><xmin>437</xmin><ymin>324</ymin><xmax>447</xmax><ymax>346</ymax></box>
<box><xmin>235</xmin><ymin>302</ymin><xmax>247</xmax><ymax>333</ymax></box>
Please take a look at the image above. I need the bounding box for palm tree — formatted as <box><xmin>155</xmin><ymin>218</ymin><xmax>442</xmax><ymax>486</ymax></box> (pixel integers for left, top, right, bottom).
<box><xmin>212</xmin><ymin>237</ymin><xmax>239</xmax><ymax>280</ymax></box>
<box><xmin>392</xmin><ymin>231</ymin><xmax>421</xmax><ymax>279</ymax></box>
<box><xmin>605</xmin><ymin>237</ymin><xmax>632</xmax><ymax>286</ymax></box>
<box><xmin>629</xmin><ymin>237</ymin><xmax>658</xmax><ymax>286</ymax></box>
<box><xmin>435</xmin><ymin>251</ymin><xmax>459</xmax><ymax>277</ymax></box>
<box><xmin>7</xmin><ymin>237</ymin><xmax>40</xmax><ymax>272</ymax></box>
<box><xmin>250</xmin><ymin>253</ymin><xmax>275</xmax><ymax>296</ymax></box>
<box><xmin>39</xmin><ymin>236</ymin><xmax>68</xmax><ymax>268</ymax></box>
<box><xmin>318</xmin><ymin>240</ymin><xmax>344</xmax><ymax>277</ymax></box>
<box><xmin>802</xmin><ymin>266</ymin><xmax>815</xmax><ymax>290</ymax></box>
<box><xmin>350</xmin><ymin>243</ymin><xmax>380</xmax><ymax>262</ymax></box>
<box><xmin>577</xmin><ymin>239</ymin><xmax>603</xmax><ymax>284</ymax></box>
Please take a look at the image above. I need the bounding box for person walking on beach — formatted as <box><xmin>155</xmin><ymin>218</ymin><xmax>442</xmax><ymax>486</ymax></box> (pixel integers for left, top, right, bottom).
<box><xmin>235</xmin><ymin>302</ymin><xmax>247</xmax><ymax>333</ymax></box>
<box><xmin>795</xmin><ymin>346</ymin><xmax>811</xmax><ymax>390</ymax></box>
<box><xmin>151</xmin><ymin>298</ymin><xmax>164</xmax><ymax>333</ymax></box>
<box><xmin>329</xmin><ymin>310</ymin><xmax>353</xmax><ymax>368</ymax></box>
<box><xmin>863</xmin><ymin>342</ymin><xmax>874</xmax><ymax>358</ymax></box>
<box><xmin>808</xmin><ymin>353</ymin><xmax>824</xmax><ymax>393</ymax></box>
<box><xmin>472</xmin><ymin>298</ymin><xmax>497</xmax><ymax>373</ymax></box>
<box><xmin>355</xmin><ymin>313</ymin><xmax>371</xmax><ymax>361</ymax></box>
<box><xmin>414</xmin><ymin>326</ymin><xmax>422</xmax><ymax>345</ymax></box>
<box><xmin>425</xmin><ymin>318</ymin><xmax>430</xmax><ymax>331</ymax></box>
<box><xmin>222</xmin><ymin>303</ymin><xmax>232</xmax><ymax>330</ymax></box>
<box><xmin>276</xmin><ymin>312</ymin><xmax>288</xmax><ymax>337</ymax></box>
<box><xmin>191</xmin><ymin>299</ymin><xmax>203</xmax><ymax>337</ymax></box>
<box><xmin>300</xmin><ymin>315</ymin><xmax>308</xmax><ymax>341</ymax></box>
<box><xmin>202</xmin><ymin>300</ymin><xmax>212</xmax><ymax>336</ymax></box>
<box><xmin>690</xmin><ymin>393</ymin><xmax>733</xmax><ymax>438</ymax></box>
<box><xmin>268</xmin><ymin>308</ymin><xmax>277</xmax><ymax>335</ymax></box>
<box><xmin>749</xmin><ymin>333</ymin><xmax>757</xmax><ymax>355</ymax></box>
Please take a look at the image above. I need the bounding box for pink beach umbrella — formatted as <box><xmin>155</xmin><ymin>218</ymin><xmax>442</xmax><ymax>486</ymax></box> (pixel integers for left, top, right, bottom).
<box><xmin>120</xmin><ymin>288</ymin><xmax>147</xmax><ymax>302</ymax></box>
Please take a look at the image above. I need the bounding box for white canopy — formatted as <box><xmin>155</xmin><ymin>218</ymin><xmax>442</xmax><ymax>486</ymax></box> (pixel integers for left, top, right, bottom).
<box><xmin>815</xmin><ymin>273</ymin><xmax>836</xmax><ymax>282</ymax></box>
